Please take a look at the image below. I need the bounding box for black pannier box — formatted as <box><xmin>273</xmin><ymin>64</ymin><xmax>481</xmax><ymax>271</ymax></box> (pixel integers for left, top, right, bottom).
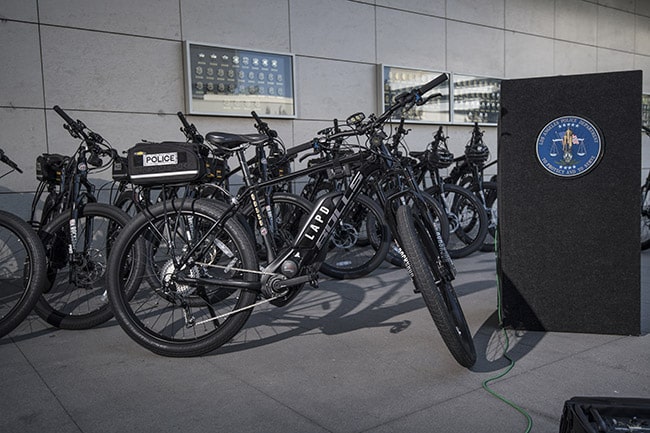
<box><xmin>36</xmin><ymin>153</ymin><xmax>68</xmax><ymax>184</ymax></box>
<box><xmin>559</xmin><ymin>396</ymin><xmax>650</xmax><ymax>433</ymax></box>
<box><xmin>126</xmin><ymin>141</ymin><xmax>207</xmax><ymax>185</ymax></box>
<box><xmin>206</xmin><ymin>156</ymin><xmax>229</xmax><ymax>182</ymax></box>
<box><xmin>111</xmin><ymin>155</ymin><xmax>129</xmax><ymax>182</ymax></box>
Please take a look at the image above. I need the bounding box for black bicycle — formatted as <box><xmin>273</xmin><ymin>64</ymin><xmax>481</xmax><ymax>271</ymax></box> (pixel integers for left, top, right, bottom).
<box><xmin>0</xmin><ymin>150</ymin><xmax>47</xmax><ymax>338</ymax></box>
<box><xmin>444</xmin><ymin>123</ymin><xmax>497</xmax><ymax>252</ymax></box>
<box><xmin>106</xmin><ymin>73</ymin><xmax>476</xmax><ymax>367</ymax></box>
<box><xmin>411</xmin><ymin>126</ymin><xmax>489</xmax><ymax>258</ymax></box>
<box><xmin>30</xmin><ymin>106</ymin><xmax>140</xmax><ymax>330</ymax></box>
<box><xmin>641</xmin><ymin>126</ymin><xmax>650</xmax><ymax>250</ymax></box>
<box><xmin>206</xmin><ymin>112</ymin><xmax>392</xmax><ymax>280</ymax></box>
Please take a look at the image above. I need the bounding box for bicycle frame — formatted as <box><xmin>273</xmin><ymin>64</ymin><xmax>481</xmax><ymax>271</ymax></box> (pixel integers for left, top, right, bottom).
<box><xmin>147</xmin><ymin>74</ymin><xmax>453</xmax><ymax>294</ymax></box>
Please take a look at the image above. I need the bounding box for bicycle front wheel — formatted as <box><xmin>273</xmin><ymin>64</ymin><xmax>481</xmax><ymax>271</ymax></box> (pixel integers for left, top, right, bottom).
<box><xmin>385</xmin><ymin>191</ymin><xmax>450</xmax><ymax>267</ymax></box>
<box><xmin>642</xmin><ymin>184</ymin><xmax>650</xmax><ymax>250</ymax></box>
<box><xmin>394</xmin><ymin>205</ymin><xmax>476</xmax><ymax>368</ymax></box>
<box><xmin>107</xmin><ymin>198</ymin><xmax>259</xmax><ymax>357</ymax></box>
<box><xmin>34</xmin><ymin>203</ymin><xmax>134</xmax><ymax>329</ymax></box>
<box><xmin>0</xmin><ymin>211</ymin><xmax>47</xmax><ymax>338</ymax></box>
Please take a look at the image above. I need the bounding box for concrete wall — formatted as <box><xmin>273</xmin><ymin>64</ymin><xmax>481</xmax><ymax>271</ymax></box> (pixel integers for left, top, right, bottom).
<box><xmin>1</xmin><ymin>0</ymin><xmax>649</xmax><ymax>216</ymax></box>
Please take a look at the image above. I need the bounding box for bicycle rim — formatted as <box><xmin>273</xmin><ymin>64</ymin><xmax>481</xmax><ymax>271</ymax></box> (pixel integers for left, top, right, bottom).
<box><xmin>107</xmin><ymin>199</ymin><xmax>259</xmax><ymax>357</ymax></box>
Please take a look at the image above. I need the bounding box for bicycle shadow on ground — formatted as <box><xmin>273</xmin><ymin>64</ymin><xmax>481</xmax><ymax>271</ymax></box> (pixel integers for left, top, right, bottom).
<box><xmin>470</xmin><ymin>310</ymin><xmax>545</xmax><ymax>373</ymax></box>
<box><xmin>215</xmin><ymin>268</ymin><xmax>497</xmax><ymax>357</ymax></box>
<box><xmin>0</xmin><ymin>315</ymin><xmax>60</xmax><ymax>344</ymax></box>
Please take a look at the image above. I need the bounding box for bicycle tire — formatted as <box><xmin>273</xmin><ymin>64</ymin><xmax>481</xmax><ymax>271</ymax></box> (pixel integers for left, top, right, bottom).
<box><xmin>114</xmin><ymin>189</ymin><xmax>141</xmax><ymax>217</ymax></box>
<box><xmin>474</xmin><ymin>181</ymin><xmax>497</xmax><ymax>253</ymax></box>
<box><xmin>34</xmin><ymin>203</ymin><xmax>136</xmax><ymax>329</ymax></box>
<box><xmin>0</xmin><ymin>211</ymin><xmax>47</xmax><ymax>338</ymax></box>
<box><xmin>319</xmin><ymin>193</ymin><xmax>391</xmax><ymax>279</ymax></box>
<box><xmin>394</xmin><ymin>205</ymin><xmax>476</xmax><ymax>368</ymax></box>
<box><xmin>106</xmin><ymin>198</ymin><xmax>259</xmax><ymax>357</ymax></box>
<box><xmin>642</xmin><ymin>184</ymin><xmax>650</xmax><ymax>250</ymax></box>
<box><xmin>385</xmin><ymin>191</ymin><xmax>450</xmax><ymax>267</ymax></box>
<box><xmin>426</xmin><ymin>183</ymin><xmax>488</xmax><ymax>258</ymax></box>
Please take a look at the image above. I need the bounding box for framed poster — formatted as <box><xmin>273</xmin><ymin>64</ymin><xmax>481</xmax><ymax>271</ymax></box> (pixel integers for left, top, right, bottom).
<box><xmin>379</xmin><ymin>65</ymin><xmax>450</xmax><ymax>123</ymax></box>
<box><xmin>452</xmin><ymin>74</ymin><xmax>501</xmax><ymax>125</ymax></box>
<box><xmin>184</xmin><ymin>41</ymin><xmax>295</xmax><ymax>118</ymax></box>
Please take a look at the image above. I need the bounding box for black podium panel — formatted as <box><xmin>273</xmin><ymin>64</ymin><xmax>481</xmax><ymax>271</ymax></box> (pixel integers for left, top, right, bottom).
<box><xmin>498</xmin><ymin>70</ymin><xmax>642</xmax><ymax>335</ymax></box>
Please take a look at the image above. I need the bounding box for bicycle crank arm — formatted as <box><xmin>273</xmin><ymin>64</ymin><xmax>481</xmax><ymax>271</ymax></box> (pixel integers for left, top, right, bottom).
<box><xmin>276</xmin><ymin>274</ymin><xmax>317</xmax><ymax>289</ymax></box>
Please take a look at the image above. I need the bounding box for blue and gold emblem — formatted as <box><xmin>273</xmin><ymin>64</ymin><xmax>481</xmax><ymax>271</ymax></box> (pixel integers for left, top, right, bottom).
<box><xmin>536</xmin><ymin>116</ymin><xmax>603</xmax><ymax>178</ymax></box>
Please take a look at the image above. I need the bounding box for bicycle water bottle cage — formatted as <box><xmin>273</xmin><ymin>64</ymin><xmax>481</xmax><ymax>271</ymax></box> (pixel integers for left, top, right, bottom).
<box><xmin>205</xmin><ymin>131</ymin><xmax>267</xmax><ymax>153</ymax></box>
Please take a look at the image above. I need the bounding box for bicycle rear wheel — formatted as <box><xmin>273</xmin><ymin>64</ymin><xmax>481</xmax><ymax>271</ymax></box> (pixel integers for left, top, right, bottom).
<box><xmin>319</xmin><ymin>194</ymin><xmax>391</xmax><ymax>279</ymax></box>
<box><xmin>394</xmin><ymin>205</ymin><xmax>476</xmax><ymax>368</ymax></box>
<box><xmin>34</xmin><ymin>203</ymin><xmax>138</xmax><ymax>329</ymax></box>
<box><xmin>426</xmin><ymin>183</ymin><xmax>488</xmax><ymax>258</ymax></box>
<box><xmin>473</xmin><ymin>181</ymin><xmax>497</xmax><ymax>252</ymax></box>
<box><xmin>0</xmin><ymin>211</ymin><xmax>47</xmax><ymax>338</ymax></box>
<box><xmin>107</xmin><ymin>198</ymin><xmax>259</xmax><ymax>357</ymax></box>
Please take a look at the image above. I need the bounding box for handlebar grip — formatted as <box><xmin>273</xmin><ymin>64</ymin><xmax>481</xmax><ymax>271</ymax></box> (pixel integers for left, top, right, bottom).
<box><xmin>285</xmin><ymin>140</ymin><xmax>315</xmax><ymax>157</ymax></box>
<box><xmin>0</xmin><ymin>153</ymin><xmax>23</xmax><ymax>173</ymax></box>
<box><xmin>251</xmin><ymin>110</ymin><xmax>263</xmax><ymax>124</ymax></box>
<box><xmin>251</xmin><ymin>110</ymin><xmax>278</xmax><ymax>138</ymax></box>
<box><xmin>53</xmin><ymin>105</ymin><xmax>77</xmax><ymax>126</ymax></box>
<box><xmin>177</xmin><ymin>111</ymin><xmax>192</xmax><ymax>129</ymax></box>
<box><xmin>417</xmin><ymin>73</ymin><xmax>448</xmax><ymax>96</ymax></box>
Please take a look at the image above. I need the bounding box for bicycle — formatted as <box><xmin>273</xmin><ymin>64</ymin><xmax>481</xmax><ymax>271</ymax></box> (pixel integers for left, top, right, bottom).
<box><xmin>30</xmin><ymin>106</ymin><xmax>141</xmax><ymax>330</ymax></box>
<box><xmin>0</xmin><ymin>150</ymin><xmax>48</xmax><ymax>338</ymax></box>
<box><xmin>411</xmin><ymin>126</ymin><xmax>489</xmax><ymax>258</ymax></box>
<box><xmin>228</xmin><ymin>112</ymin><xmax>392</xmax><ymax>280</ymax></box>
<box><xmin>301</xmin><ymin>113</ymin><xmax>449</xmax><ymax>270</ymax></box>
<box><xmin>106</xmin><ymin>73</ymin><xmax>476</xmax><ymax>367</ymax></box>
<box><xmin>640</xmin><ymin>126</ymin><xmax>650</xmax><ymax>250</ymax></box>
<box><xmin>444</xmin><ymin>123</ymin><xmax>497</xmax><ymax>252</ymax></box>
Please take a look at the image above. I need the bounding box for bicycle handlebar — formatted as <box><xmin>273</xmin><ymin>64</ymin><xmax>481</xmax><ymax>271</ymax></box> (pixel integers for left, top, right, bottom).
<box><xmin>285</xmin><ymin>139</ymin><xmax>317</xmax><ymax>157</ymax></box>
<box><xmin>53</xmin><ymin>105</ymin><xmax>77</xmax><ymax>128</ymax></box>
<box><xmin>251</xmin><ymin>111</ymin><xmax>278</xmax><ymax>138</ymax></box>
<box><xmin>177</xmin><ymin>111</ymin><xmax>204</xmax><ymax>144</ymax></box>
<box><xmin>375</xmin><ymin>73</ymin><xmax>448</xmax><ymax>126</ymax></box>
<box><xmin>0</xmin><ymin>149</ymin><xmax>23</xmax><ymax>173</ymax></box>
<box><xmin>418</xmin><ymin>73</ymin><xmax>449</xmax><ymax>97</ymax></box>
<box><xmin>52</xmin><ymin>106</ymin><xmax>116</xmax><ymax>168</ymax></box>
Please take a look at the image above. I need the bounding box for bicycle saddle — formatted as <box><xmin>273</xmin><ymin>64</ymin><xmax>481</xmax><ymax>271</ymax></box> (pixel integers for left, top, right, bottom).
<box><xmin>205</xmin><ymin>131</ymin><xmax>268</xmax><ymax>151</ymax></box>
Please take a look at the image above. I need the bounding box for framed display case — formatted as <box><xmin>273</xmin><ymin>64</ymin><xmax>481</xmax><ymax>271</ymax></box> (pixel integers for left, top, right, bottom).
<box><xmin>184</xmin><ymin>41</ymin><xmax>295</xmax><ymax>118</ymax></box>
<box><xmin>452</xmin><ymin>74</ymin><xmax>501</xmax><ymax>124</ymax></box>
<box><xmin>379</xmin><ymin>65</ymin><xmax>501</xmax><ymax>125</ymax></box>
<box><xmin>379</xmin><ymin>65</ymin><xmax>451</xmax><ymax>123</ymax></box>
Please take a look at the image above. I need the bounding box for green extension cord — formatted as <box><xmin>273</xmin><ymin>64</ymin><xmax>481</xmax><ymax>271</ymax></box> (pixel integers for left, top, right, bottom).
<box><xmin>481</xmin><ymin>229</ymin><xmax>533</xmax><ymax>433</ymax></box>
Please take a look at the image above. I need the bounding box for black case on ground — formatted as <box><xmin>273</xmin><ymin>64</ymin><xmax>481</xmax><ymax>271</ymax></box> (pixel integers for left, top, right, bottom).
<box><xmin>559</xmin><ymin>396</ymin><xmax>650</xmax><ymax>433</ymax></box>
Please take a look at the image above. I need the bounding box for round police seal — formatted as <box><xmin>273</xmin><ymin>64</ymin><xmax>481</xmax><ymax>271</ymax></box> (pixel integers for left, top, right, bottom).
<box><xmin>536</xmin><ymin>116</ymin><xmax>603</xmax><ymax>178</ymax></box>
